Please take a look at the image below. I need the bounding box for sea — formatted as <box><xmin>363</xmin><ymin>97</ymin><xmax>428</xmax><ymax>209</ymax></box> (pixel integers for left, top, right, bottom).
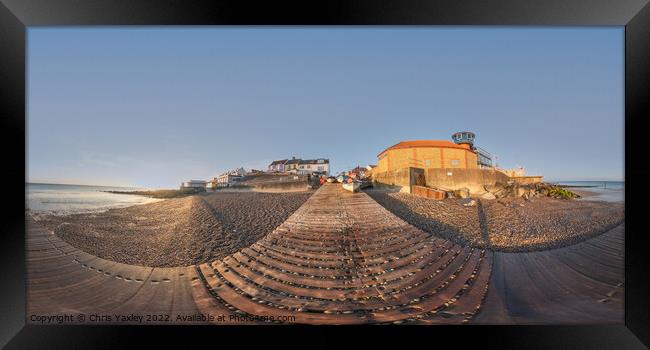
<box><xmin>549</xmin><ymin>181</ymin><xmax>624</xmax><ymax>203</ymax></box>
<box><xmin>26</xmin><ymin>180</ymin><xmax>624</xmax><ymax>216</ymax></box>
<box><xmin>26</xmin><ymin>183</ymin><xmax>161</xmax><ymax>216</ymax></box>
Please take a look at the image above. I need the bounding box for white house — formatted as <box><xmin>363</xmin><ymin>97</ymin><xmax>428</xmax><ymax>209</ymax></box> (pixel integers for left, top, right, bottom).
<box><xmin>217</xmin><ymin>173</ymin><xmax>243</xmax><ymax>187</ymax></box>
<box><xmin>180</xmin><ymin>180</ymin><xmax>207</xmax><ymax>190</ymax></box>
<box><xmin>296</xmin><ymin>159</ymin><xmax>330</xmax><ymax>175</ymax></box>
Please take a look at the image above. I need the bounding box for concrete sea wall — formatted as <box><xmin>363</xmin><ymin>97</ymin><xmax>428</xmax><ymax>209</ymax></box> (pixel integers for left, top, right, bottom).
<box><xmin>223</xmin><ymin>174</ymin><xmax>312</xmax><ymax>193</ymax></box>
<box><xmin>373</xmin><ymin>167</ymin><xmax>512</xmax><ymax>194</ymax></box>
<box><xmin>424</xmin><ymin>168</ymin><xmax>511</xmax><ymax>193</ymax></box>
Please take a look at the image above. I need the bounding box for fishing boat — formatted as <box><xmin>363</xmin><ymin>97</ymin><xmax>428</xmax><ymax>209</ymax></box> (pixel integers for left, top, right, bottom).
<box><xmin>342</xmin><ymin>181</ymin><xmax>361</xmax><ymax>193</ymax></box>
<box><xmin>359</xmin><ymin>180</ymin><xmax>373</xmax><ymax>189</ymax></box>
<box><xmin>326</xmin><ymin>176</ymin><xmax>336</xmax><ymax>183</ymax></box>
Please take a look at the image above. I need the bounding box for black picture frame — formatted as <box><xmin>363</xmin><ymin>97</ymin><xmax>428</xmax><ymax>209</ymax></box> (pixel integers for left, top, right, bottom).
<box><xmin>1</xmin><ymin>0</ymin><xmax>648</xmax><ymax>348</ymax></box>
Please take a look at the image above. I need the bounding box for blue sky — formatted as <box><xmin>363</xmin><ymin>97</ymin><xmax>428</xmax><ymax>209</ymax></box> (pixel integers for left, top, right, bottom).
<box><xmin>28</xmin><ymin>27</ymin><xmax>624</xmax><ymax>188</ymax></box>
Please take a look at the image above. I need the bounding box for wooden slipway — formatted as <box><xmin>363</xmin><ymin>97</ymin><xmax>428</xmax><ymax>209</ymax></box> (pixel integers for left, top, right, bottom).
<box><xmin>26</xmin><ymin>184</ymin><xmax>623</xmax><ymax>325</ymax></box>
<box><xmin>26</xmin><ymin>216</ymin><xmax>207</xmax><ymax>324</ymax></box>
<box><xmin>473</xmin><ymin>224</ymin><xmax>624</xmax><ymax>324</ymax></box>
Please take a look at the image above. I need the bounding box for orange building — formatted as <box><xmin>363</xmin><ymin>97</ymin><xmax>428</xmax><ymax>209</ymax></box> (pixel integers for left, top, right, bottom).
<box><xmin>376</xmin><ymin>140</ymin><xmax>479</xmax><ymax>173</ymax></box>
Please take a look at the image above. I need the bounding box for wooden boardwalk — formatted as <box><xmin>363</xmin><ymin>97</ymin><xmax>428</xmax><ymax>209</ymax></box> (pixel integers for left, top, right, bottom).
<box><xmin>26</xmin><ymin>184</ymin><xmax>623</xmax><ymax>325</ymax></box>
<box><xmin>473</xmin><ymin>224</ymin><xmax>624</xmax><ymax>324</ymax></box>
<box><xmin>193</xmin><ymin>184</ymin><xmax>492</xmax><ymax>324</ymax></box>
<box><xmin>26</xmin><ymin>216</ymin><xmax>206</xmax><ymax>324</ymax></box>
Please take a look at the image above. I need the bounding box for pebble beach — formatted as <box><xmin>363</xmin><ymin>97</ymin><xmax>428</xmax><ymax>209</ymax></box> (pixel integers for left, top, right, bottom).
<box><xmin>366</xmin><ymin>189</ymin><xmax>624</xmax><ymax>252</ymax></box>
<box><xmin>32</xmin><ymin>185</ymin><xmax>624</xmax><ymax>268</ymax></box>
<box><xmin>35</xmin><ymin>191</ymin><xmax>313</xmax><ymax>267</ymax></box>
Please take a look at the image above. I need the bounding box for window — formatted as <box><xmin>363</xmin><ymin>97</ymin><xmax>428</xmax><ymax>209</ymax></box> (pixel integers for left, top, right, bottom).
<box><xmin>424</xmin><ymin>159</ymin><xmax>431</xmax><ymax>167</ymax></box>
<box><xmin>451</xmin><ymin>159</ymin><xmax>460</xmax><ymax>167</ymax></box>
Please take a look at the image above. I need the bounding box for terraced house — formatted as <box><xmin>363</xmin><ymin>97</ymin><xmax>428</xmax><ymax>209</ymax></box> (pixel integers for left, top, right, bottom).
<box><xmin>267</xmin><ymin>159</ymin><xmax>288</xmax><ymax>172</ymax></box>
<box><xmin>295</xmin><ymin>158</ymin><xmax>330</xmax><ymax>175</ymax></box>
<box><xmin>284</xmin><ymin>157</ymin><xmax>301</xmax><ymax>172</ymax></box>
<box><xmin>268</xmin><ymin>157</ymin><xmax>330</xmax><ymax>175</ymax></box>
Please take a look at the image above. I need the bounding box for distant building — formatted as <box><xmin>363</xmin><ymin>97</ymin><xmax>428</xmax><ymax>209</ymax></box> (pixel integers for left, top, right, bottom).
<box><xmin>214</xmin><ymin>168</ymin><xmax>246</xmax><ymax>187</ymax></box>
<box><xmin>267</xmin><ymin>159</ymin><xmax>288</xmax><ymax>173</ymax></box>
<box><xmin>348</xmin><ymin>165</ymin><xmax>371</xmax><ymax>179</ymax></box>
<box><xmin>376</xmin><ymin>140</ymin><xmax>478</xmax><ymax>172</ymax></box>
<box><xmin>373</xmin><ymin>132</ymin><xmax>542</xmax><ymax>194</ymax></box>
<box><xmin>285</xmin><ymin>157</ymin><xmax>301</xmax><ymax>173</ymax></box>
<box><xmin>180</xmin><ymin>180</ymin><xmax>207</xmax><ymax>190</ymax></box>
<box><xmin>217</xmin><ymin>173</ymin><xmax>243</xmax><ymax>187</ymax></box>
<box><xmin>296</xmin><ymin>159</ymin><xmax>330</xmax><ymax>175</ymax></box>
<box><xmin>231</xmin><ymin>167</ymin><xmax>246</xmax><ymax>176</ymax></box>
<box><xmin>499</xmin><ymin>167</ymin><xmax>526</xmax><ymax>178</ymax></box>
<box><xmin>375</xmin><ymin>132</ymin><xmax>499</xmax><ymax>173</ymax></box>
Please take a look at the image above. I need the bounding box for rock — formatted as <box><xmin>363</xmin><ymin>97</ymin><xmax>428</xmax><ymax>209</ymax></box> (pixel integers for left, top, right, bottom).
<box><xmin>462</xmin><ymin>199</ymin><xmax>477</xmax><ymax>207</ymax></box>
<box><xmin>480</xmin><ymin>192</ymin><xmax>496</xmax><ymax>200</ymax></box>
<box><xmin>454</xmin><ymin>188</ymin><xmax>470</xmax><ymax>199</ymax></box>
<box><xmin>516</xmin><ymin>187</ymin><xmax>528</xmax><ymax>197</ymax></box>
<box><xmin>484</xmin><ymin>184</ymin><xmax>502</xmax><ymax>193</ymax></box>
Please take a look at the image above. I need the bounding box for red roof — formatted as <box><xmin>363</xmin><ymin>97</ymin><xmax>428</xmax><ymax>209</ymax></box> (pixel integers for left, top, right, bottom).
<box><xmin>378</xmin><ymin>140</ymin><xmax>472</xmax><ymax>157</ymax></box>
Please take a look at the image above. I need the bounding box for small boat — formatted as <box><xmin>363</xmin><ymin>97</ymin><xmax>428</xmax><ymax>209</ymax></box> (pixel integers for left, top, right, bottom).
<box><xmin>326</xmin><ymin>177</ymin><xmax>336</xmax><ymax>183</ymax></box>
<box><xmin>336</xmin><ymin>175</ymin><xmax>345</xmax><ymax>183</ymax></box>
<box><xmin>342</xmin><ymin>181</ymin><xmax>361</xmax><ymax>193</ymax></box>
<box><xmin>359</xmin><ymin>181</ymin><xmax>373</xmax><ymax>189</ymax></box>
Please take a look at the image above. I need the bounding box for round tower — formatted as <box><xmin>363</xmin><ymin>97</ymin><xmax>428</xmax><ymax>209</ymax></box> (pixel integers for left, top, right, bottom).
<box><xmin>452</xmin><ymin>131</ymin><xmax>475</xmax><ymax>148</ymax></box>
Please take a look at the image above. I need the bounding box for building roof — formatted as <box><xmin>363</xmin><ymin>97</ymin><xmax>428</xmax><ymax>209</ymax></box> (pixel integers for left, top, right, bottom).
<box><xmin>286</xmin><ymin>158</ymin><xmax>302</xmax><ymax>165</ymax></box>
<box><xmin>269</xmin><ymin>159</ymin><xmax>288</xmax><ymax>166</ymax></box>
<box><xmin>349</xmin><ymin>166</ymin><xmax>368</xmax><ymax>174</ymax></box>
<box><xmin>219</xmin><ymin>173</ymin><xmax>242</xmax><ymax>177</ymax></box>
<box><xmin>300</xmin><ymin>159</ymin><xmax>329</xmax><ymax>165</ymax></box>
<box><xmin>378</xmin><ymin>140</ymin><xmax>472</xmax><ymax>157</ymax></box>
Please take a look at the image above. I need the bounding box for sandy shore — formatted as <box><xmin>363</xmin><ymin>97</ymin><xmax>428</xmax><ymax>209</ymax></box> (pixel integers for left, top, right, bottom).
<box><xmin>366</xmin><ymin>190</ymin><xmax>624</xmax><ymax>252</ymax></box>
<box><xmin>36</xmin><ymin>191</ymin><xmax>313</xmax><ymax>267</ymax></box>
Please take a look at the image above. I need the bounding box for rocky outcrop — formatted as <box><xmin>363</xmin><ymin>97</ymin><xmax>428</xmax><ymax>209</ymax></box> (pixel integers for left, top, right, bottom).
<box><xmin>477</xmin><ymin>182</ymin><xmax>580</xmax><ymax>200</ymax></box>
